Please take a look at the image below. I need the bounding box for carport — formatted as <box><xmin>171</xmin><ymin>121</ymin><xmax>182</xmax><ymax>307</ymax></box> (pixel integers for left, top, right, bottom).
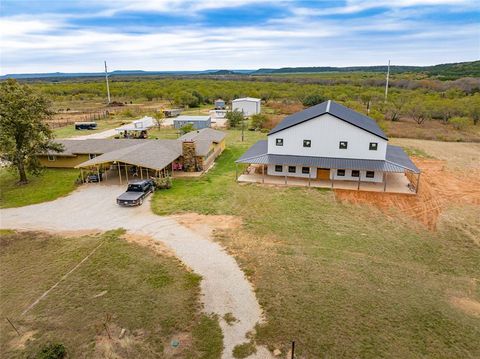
<box><xmin>75</xmin><ymin>141</ymin><xmax>181</xmax><ymax>184</ymax></box>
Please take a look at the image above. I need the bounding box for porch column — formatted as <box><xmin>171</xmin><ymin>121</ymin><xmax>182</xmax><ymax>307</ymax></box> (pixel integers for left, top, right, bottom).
<box><xmin>140</xmin><ymin>167</ymin><xmax>143</xmax><ymax>179</ymax></box>
<box><xmin>416</xmin><ymin>173</ymin><xmax>421</xmax><ymax>193</ymax></box>
<box><xmin>97</xmin><ymin>166</ymin><xmax>101</xmax><ymax>184</ymax></box>
<box><xmin>104</xmin><ymin>165</ymin><xmax>108</xmax><ymax>181</ymax></box>
<box><xmin>125</xmin><ymin>163</ymin><xmax>129</xmax><ymax>183</ymax></box>
<box><xmin>118</xmin><ymin>162</ymin><xmax>122</xmax><ymax>185</ymax></box>
<box><xmin>262</xmin><ymin>164</ymin><xmax>265</xmax><ymax>184</ymax></box>
<box><xmin>383</xmin><ymin>172</ymin><xmax>387</xmax><ymax>192</ymax></box>
<box><xmin>308</xmin><ymin>170</ymin><xmax>311</xmax><ymax>187</ymax></box>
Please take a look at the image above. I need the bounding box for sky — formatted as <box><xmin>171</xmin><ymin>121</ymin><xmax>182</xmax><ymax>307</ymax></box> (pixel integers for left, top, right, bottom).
<box><xmin>0</xmin><ymin>0</ymin><xmax>479</xmax><ymax>74</ymax></box>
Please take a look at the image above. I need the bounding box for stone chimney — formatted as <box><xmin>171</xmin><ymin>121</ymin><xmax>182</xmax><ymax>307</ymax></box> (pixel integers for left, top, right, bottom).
<box><xmin>182</xmin><ymin>141</ymin><xmax>197</xmax><ymax>172</ymax></box>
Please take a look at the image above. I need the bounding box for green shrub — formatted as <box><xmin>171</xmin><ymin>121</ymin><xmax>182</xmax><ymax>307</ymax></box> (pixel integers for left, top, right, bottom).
<box><xmin>226</xmin><ymin>110</ymin><xmax>244</xmax><ymax>128</ymax></box>
<box><xmin>36</xmin><ymin>343</ymin><xmax>66</xmax><ymax>359</ymax></box>
<box><xmin>301</xmin><ymin>94</ymin><xmax>327</xmax><ymax>107</ymax></box>
<box><xmin>250</xmin><ymin>114</ymin><xmax>268</xmax><ymax>130</ymax></box>
<box><xmin>232</xmin><ymin>341</ymin><xmax>256</xmax><ymax>358</ymax></box>
<box><xmin>450</xmin><ymin>116</ymin><xmax>470</xmax><ymax>130</ymax></box>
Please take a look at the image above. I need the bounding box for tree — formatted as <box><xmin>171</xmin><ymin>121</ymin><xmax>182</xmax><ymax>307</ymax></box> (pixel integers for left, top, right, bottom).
<box><xmin>153</xmin><ymin>111</ymin><xmax>165</xmax><ymax>130</ymax></box>
<box><xmin>301</xmin><ymin>94</ymin><xmax>326</xmax><ymax>107</ymax></box>
<box><xmin>226</xmin><ymin>110</ymin><xmax>244</xmax><ymax>129</ymax></box>
<box><xmin>0</xmin><ymin>79</ymin><xmax>63</xmax><ymax>184</ymax></box>
<box><xmin>250</xmin><ymin>114</ymin><xmax>268</xmax><ymax>130</ymax></box>
<box><xmin>405</xmin><ymin>100</ymin><xmax>429</xmax><ymax>125</ymax></box>
<box><xmin>180</xmin><ymin>123</ymin><xmax>195</xmax><ymax>134</ymax></box>
<box><xmin>383</xmin><ymin>96</ymin><xmax>407</xmax><ymax>121</ymax></box>
<box><xmin>466</xmin><ymin>94</ymin><xmax>480</xmax><ymax>125</ymax></box>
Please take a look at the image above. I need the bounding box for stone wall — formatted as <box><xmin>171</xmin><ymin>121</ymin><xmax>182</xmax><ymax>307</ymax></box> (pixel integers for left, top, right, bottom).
<box><xmin>182</xmin><ymin>141</ymin><xmax>197</xmax><ymax>172</ymax></box>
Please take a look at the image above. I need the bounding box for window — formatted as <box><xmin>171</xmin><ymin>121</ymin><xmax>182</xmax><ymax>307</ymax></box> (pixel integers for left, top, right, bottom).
<box><xmin>351</xmin><ymin>170</ymin><xmax>360</xmax><ymax>177</ymax></box>
<box><xmin>303</xmin><ymin>140</ymin><xmax>311</xmax><ymax>148</ymax></box>
<box><xmin>369</xmin><ymin>142</ymin><xmax>378</xmax><ymax>151</ymax></box>
<box><xmin>337</xmin><ymin>169</ymin><xmax>345</xmax><ymax>176</ymax></box>
<box><xmin>339</xmin><ymin>141</ymin><xmax>348</xmax><ymax>149</ymax></box>
<box><xmin>47</xmin><ymin>155</ymin><xmax>56</xmax><ymax>161</ymax></box>
<box><xmin>288</xmin><ymin>166</ymin><xmax>296</xmax><ymax>173</ymax></box>
<box><xmin>276</xmin><ymin>138</ymin><xmax>283</xmax><ymax>146</ymax></box>
<box><xmin>275</xmin><ymin>165</ymin><xmax>283</xmax><ymax>172</ymax></box>
<box><xmin>366</xmin><ymin>171</ymin><xmax>375</xmax><ymax>178</ymax></box>
<box><xmin>89</xmin><ymin>153</ymin><xmax>97</xmax><ymax>159</ymax></box>
<box><xmin>302</xmin><ymin>167</ymin><xmax>310</xmax><ymax>174</ymax></box>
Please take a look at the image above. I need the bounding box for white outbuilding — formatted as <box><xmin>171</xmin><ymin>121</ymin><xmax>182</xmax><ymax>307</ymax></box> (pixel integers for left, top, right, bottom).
<box><xmin>232</xmin><ymin>97</ymin><xmax>261</xmax><ymax>117</ymax></box>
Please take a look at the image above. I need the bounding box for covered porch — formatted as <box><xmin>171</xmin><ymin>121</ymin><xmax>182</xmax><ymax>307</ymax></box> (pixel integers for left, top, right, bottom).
<box><xmin>237</xmin><ymin>164</ymin><xmax>417</xmax><ymax>194</ymax></box>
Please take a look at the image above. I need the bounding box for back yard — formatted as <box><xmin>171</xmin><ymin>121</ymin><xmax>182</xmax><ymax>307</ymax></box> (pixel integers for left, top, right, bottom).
<box><xmin>0</xmin><ymin>230</ymin><xmax>222</xmax><ymax>358</ymax></box>
<box><xmin>152</xmin><ymin>130</ymin><xmax>480</xmax><ymax>358</ymax></box>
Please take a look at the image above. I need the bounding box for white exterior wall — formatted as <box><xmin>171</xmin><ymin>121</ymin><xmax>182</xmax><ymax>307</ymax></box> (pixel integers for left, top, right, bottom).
<box><xmin>268</xmin><ymin>114</ymin><xmax>387</xmax><ymax>160</ymax></box>
<box><xmin>232</xmin><ymin>100</ymin><xmax>261</xmax><ymax>117</ymax></box>
<box><xmin>267</xmin><ymin>164</ymin><xmax>316</xmax><ymax>179</ymax></box>
<box><xmin>331</xmin><ymin>169</ymin><xmax>383</xmax><ymax>183</ymax></box>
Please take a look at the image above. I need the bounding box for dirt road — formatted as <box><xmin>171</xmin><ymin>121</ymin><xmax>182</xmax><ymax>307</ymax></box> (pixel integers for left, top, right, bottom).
<box><xmin>0</xmin><ymin>185</ymin><xmax>272</xmax><ymax>359</ymax></box>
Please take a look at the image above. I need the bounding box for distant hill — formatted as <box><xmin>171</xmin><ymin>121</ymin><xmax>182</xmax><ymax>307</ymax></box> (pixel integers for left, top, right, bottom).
<box><xmin>1</xmin><ymin>61</ymin><xmax>478</xmax><ymax>80</ymax></box>
<box><xmin>253</xmin><ymin>61</ymin><xmax>480</xmax><ymax>79</ymax></box>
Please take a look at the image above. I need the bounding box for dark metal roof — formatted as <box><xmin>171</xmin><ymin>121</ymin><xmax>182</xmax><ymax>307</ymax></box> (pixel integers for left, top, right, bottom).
<box><xmin>386</xmin><ymin>145</ymin><xmax>420</xmax><ymax>173</ymax></box>
<box><xmin>268</xmin><ymin>100</ymin><xmax>388</xmax><ymax>140</ymax></box>
<box><xmin>236</xmin><ymin>141</ymin><xmax>420</xmax><ymax>173</ymax></box>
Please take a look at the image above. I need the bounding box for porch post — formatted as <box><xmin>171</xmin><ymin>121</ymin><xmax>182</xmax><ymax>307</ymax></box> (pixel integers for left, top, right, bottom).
<box><xmin>97</xmin><ymin>165</ymin><xmax>101</xmax><ymax>184</ymax></box>
<box><xmin>80</xmin><ymin>168</ymin><xmax>84</xmax><ymax>183</ymax></box>
<box><xmin>140</xmin><ymin>167</ymin><xmax>143</xmax><ymax>179</ymax></box>
<box><xmin>104</xmin><ymin>165</ymin><xmax>108</xmax><ymax>181</ymax></box>
<box><xmin>416</xmin><ymin>173</ymin><xmax>421</xmax><ymax>193</ymax></box>
<box><xmin>331</xmin><ymin>168</ymin><xmax>334</xmax><ymax>189</ymax></box>
<box><xmin>383</xmin><ymin>172</ymin><xmax>387</xmax><ymax>192</ymax></box>
<box><xmin>118</xmin><ymin>162</ymin><xmax>122</xmax><ymax>184</ymax></box>
<box><xmin>262</xmin><ymin>164</ymin><xmax>265</xmax><ymax>184</ymax></box>
<box><xmin>308</xmin><ymin>170</ymin><xmax>311</xmax><ymax>187</ymax></box>
<box><xmin>125</xmin><ymin>163</ymin><xmax>129</xmax><ymax>183</ymax></box>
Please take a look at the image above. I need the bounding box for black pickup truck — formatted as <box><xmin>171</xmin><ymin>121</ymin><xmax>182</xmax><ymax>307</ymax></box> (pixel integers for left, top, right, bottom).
<box><xmin>116</xmin><ymin>180</ymin><xmax>155</xmax><ymax>206</ymax></box>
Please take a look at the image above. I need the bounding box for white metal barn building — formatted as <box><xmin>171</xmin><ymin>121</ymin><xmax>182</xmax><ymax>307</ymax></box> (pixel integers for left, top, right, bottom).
<box><xmin>236</xmin><ymin>100</ymin><xmax>421</xmax><ymax>194</ymax></box>
<box><xmin>232</xmin><ymin>97</ymin><xmax>261</xmax><ymax>117</ymax></box>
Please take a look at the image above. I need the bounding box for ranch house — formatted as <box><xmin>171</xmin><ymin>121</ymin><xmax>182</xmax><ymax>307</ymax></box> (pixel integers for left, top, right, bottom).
<box><xmin>236</xmin><ymin>100</ymin><xmax>420</xmax><ymax>194</ymax></box>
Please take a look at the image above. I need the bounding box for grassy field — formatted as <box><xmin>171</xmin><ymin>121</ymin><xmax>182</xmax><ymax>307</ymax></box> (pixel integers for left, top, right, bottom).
<box><xmin>151</xmin><ymin>130</ymin><xmax>480</xmax><ymax>358</ymax></box>
<box><xmin>53</xmin><ymin>118</ymin><xmax>129</xmax><ymax>138</ymax></box>
<box><xmin>0</xmin><ymin>230</ymin><xmax>223</xmax><ymax>358</ymax></box>
<box><xmin>0</xmin><ymin>169</ymin><xmax>79</xmax><ymax>208</ymax></box>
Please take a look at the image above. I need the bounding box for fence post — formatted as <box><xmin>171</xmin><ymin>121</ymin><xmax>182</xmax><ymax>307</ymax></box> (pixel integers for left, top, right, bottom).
<box><xmin>291</xmin><ymin>341</ymin><xmax>295</xmax><ymax>359</ymax></box>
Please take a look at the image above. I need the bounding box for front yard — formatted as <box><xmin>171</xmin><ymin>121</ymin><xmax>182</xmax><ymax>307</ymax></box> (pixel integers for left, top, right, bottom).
<box><xmin>151</xmin><ymin>130</ymin><xmax>480</xmax><ymax>358</ymax></box>
<box><xmin>0</xmin><ymin>169</ymin><xmax>79</xmax><ymax>209</ymax></box>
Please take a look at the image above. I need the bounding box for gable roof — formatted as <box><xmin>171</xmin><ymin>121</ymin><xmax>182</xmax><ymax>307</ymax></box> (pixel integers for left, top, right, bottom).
<box><xmin>178</xmin><ymin>128</ymin><xmax>226</xmax><ymax>143</ymax></box>
<box><xmin>268</xmin><ymin>100</ymin><xmax>388</xmax><ymax>140</ymax></box>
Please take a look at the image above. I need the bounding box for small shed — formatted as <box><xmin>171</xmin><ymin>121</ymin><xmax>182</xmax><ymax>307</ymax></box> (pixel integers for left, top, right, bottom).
<box><xmin>232</xmin><ymin>97</ymin><xmax>261</xmax><ymax>117</ymax></box>
<box><xmin>214</xmin><ymin>99</ymin><xmax>226</xmax><ymax>110</ymax></box>
<box><xmin>174</xmin><ymin>116</ymin><xmax>211</xmax><ymax>130</ymax></box>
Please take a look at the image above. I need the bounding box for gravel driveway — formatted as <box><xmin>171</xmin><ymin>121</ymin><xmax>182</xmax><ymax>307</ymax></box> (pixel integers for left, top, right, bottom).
<box><xmin>0</xmin><ymin>185</ymin><xmax>272</xmax><ymax>359</ymax></box>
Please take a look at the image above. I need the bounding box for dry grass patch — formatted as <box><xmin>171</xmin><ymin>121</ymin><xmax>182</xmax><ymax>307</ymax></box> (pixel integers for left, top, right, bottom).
<box><xmin>0</xmin><ymin>230</ymin><xmax>222</xmax><ymax>358</ymax></box>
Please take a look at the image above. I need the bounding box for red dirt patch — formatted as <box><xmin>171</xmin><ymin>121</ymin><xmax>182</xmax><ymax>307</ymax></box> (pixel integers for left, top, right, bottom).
<box><xmin>335</xmin><ymin>158</ymin><xmax>480</xmax><ymax>230</ymax></box>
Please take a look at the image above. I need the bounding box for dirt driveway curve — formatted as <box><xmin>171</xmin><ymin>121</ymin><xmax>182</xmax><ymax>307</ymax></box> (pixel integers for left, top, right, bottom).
<box><xmin>0</xmin><ymin>185</ymin><xmax>272</xmax><ymax>359</ymax></box>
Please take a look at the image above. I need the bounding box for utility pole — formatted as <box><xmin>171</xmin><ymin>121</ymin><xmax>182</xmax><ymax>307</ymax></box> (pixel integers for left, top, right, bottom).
<box><xmin>104</xmin><ymin>61</ymin><xmax>111</xmax><ymax>105</ymax></box>
<box><xmin>384</xmin><ymin>59</ymin><xmax>390</xmax><ymax>103</ymax></box>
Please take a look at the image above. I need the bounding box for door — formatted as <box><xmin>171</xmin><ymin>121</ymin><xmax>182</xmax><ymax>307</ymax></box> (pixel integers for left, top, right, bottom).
<box><xmin>317</xmin><ymin>168</ymin><xmax>330</xmax><ymax>180</ymax></box>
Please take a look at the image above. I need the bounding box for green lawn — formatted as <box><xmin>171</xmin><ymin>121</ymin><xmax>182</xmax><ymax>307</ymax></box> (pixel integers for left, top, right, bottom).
<box><xmin>0</xmin><ymin>230</ymin><xmax>223</xmax><ymax>358</ymax></box>
<box><xmin>151</xmin><ymin>130</ymin><xmax>480</xmax><ymax>358</ymax></box>
<box><xmin>53</xmin><ymin>118</ymin><xmax>128</xmax><ymax>138</ymax></box>
<box><xmin>0</xmin><ymin>169</ymin><xmax>79</xmax><ymax>208</ymax></box>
